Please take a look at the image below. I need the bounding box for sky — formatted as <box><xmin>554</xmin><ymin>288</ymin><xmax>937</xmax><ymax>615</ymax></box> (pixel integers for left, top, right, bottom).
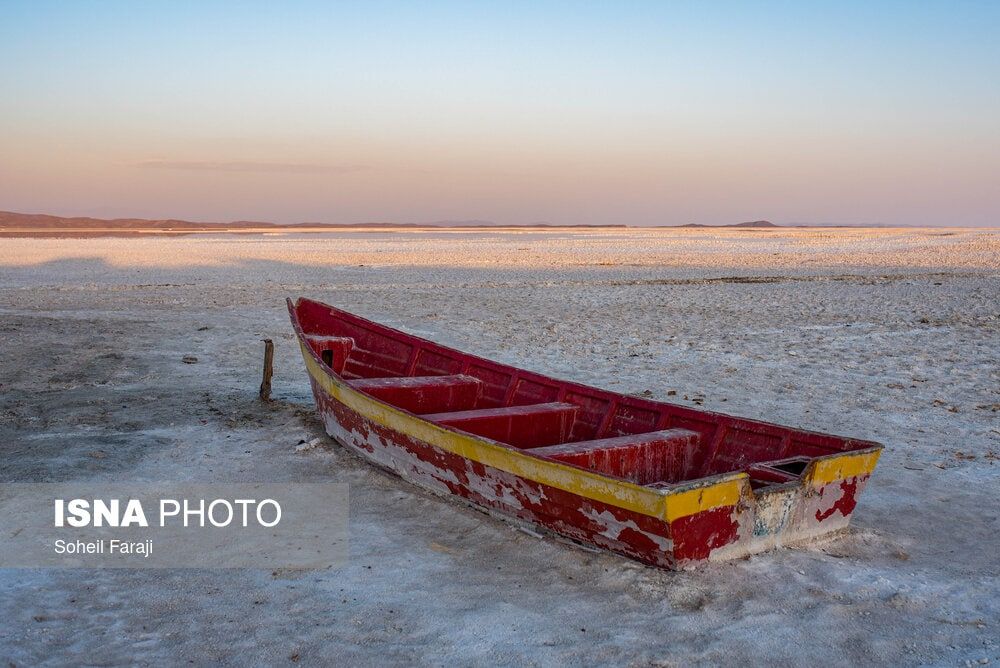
<box><xmin>1</xmin><ymin>1</ymin><xmax>998</xmax><ymax>226</ymax></box>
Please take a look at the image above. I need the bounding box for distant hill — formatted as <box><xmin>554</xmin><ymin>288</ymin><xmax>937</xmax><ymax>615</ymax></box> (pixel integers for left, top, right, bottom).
<box><xmin>672</xmin><ymin>220</ymin><xmax>779</xmax><ymax>228</ymax></box>
<box><xmin>0</xmin><ymin>211</ymin><xmax>217</xmax><ymax>230</ymax></box>
<box><xmin>0</xmin><ymin>211</ymin><xmax>625</xmax><ymax>231</ymax></box>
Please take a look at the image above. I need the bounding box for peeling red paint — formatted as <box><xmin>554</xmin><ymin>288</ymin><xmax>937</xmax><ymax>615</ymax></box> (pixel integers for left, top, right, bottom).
<box><xmin>815</xmin><ymin>476</ymin><xmax>864</xmax><ymax>522</ymax></box>
<box><xmin>319</xmin><ymin>390</ymin><xmax>680</xmax><ymax>567</ymax></box>
<box><xmin>671</xmin><ymin>505</ymin><xmax>740</xmax><ymax>563</ymax></box>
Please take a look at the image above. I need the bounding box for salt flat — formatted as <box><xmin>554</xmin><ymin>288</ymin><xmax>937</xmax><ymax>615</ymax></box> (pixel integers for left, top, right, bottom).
<box><xmin>1</xmin><ymin>227</ymin><xmax>998</xmax><ymax>665</ymax></box>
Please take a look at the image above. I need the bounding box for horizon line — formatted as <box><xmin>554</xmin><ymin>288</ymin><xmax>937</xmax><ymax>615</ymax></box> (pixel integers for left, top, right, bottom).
<box><xmin>2</xmin><ymin>209</ymin><xmax>996</xmax><ymax>230</ymax></box>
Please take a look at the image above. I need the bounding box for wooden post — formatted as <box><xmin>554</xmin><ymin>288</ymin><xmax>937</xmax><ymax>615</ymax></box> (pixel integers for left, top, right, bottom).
<box><xmin>259</xmin><ymin>338</ymin><xmax>274</xmax><ymax>401</ymax></box>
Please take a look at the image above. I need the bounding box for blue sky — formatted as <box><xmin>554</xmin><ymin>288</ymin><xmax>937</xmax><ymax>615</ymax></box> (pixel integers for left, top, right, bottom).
<box><xmin>1</xmin><ymin>1</ymin><xmax>998</xmax><ymax>225</ymax></box>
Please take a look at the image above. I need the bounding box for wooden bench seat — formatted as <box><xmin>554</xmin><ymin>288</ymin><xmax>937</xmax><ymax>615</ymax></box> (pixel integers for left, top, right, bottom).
<box><xmin>531</xmin><ymin>428</ymin><xmax>700</xmax><ymax>485</ymax></box>
<box><xmin>424</xmin><ymin>402</ymin><xmax>579</xmax><ymax>449</ymax></box>
<box><xmin>347</xmin><ymin>375</ymin><xmax>483</xmax><ymax>415</ymax></box>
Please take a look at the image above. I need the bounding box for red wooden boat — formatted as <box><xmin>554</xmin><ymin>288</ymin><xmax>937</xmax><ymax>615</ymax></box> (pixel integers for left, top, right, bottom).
<box><xmin>289</xmin><ymin>297</ymin><xmax>882</xmax><ymax>569</ymax></box>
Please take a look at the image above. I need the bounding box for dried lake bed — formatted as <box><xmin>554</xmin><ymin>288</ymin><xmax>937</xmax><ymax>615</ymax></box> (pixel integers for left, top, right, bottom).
<box><xmin>1</xmin><ymin>227</ymin><xmax>998</xmax><ymax>665</ymax></box>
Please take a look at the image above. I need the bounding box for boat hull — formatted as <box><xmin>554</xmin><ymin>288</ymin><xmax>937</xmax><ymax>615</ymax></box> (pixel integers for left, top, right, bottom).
<box><xmin>299</xmin><ymin>338</ymin><xmax>880</xmax><ymax>569</ymax></box>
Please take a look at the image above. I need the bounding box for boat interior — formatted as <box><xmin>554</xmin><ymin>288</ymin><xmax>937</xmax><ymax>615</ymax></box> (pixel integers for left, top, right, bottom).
<box><xmin>294</xmin><ymin>299</ymin><xmax>877</xmax><ymax>491</ymax></box>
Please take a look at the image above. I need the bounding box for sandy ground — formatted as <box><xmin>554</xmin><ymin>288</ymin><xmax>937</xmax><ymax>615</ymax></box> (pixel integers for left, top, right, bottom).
<box><xmin>1</xmin><ymin>227</ymin><xmax>998</xmax><ymax>666</ymax></box>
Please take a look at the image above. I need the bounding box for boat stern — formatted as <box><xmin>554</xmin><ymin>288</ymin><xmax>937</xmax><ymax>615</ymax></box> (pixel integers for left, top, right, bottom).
<box><xmin>667</xmin><ymin>447</ymin><xmax>882</xmax><ymax>567</ymax></box>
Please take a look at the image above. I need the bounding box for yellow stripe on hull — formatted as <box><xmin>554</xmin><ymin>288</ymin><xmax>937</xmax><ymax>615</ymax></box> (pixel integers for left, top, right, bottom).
<box><xmin>300</xmin><ymin>341</ymin><xmax>875</xmax><ymax>523</ymax></box>
<box><xmin>807</xmin><ymin>449</ymin><xmax>881</xmax><ymax>487</ymax></box>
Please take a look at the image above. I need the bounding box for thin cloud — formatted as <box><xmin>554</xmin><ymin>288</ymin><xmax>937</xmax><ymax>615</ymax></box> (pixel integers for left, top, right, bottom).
<box><xmin>135</xmin><ymin>160</ymin><xmax>369</xmax><ymax>174</ymax></box>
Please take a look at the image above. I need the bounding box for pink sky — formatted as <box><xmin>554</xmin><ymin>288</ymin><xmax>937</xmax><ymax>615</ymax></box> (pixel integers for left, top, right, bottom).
<box><xmin>1</xmin><ymin>3</ymin><xmax>997</xmax><ymax>226</ymax></box>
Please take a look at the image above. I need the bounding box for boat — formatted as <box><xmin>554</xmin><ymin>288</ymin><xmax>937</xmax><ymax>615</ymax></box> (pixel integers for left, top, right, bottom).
<box><xmin>289</xmin><ymin>297</ymin><xmax>882</xmax><ymax>569</ymax></box>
